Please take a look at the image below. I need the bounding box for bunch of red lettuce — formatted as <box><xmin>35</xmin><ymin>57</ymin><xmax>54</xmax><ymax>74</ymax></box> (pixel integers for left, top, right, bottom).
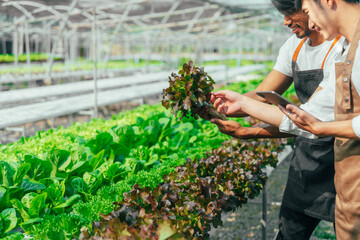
<box><xmin>162</xmin><ymin>61</ymin><xmax>226</xmax><ymax>121</ymax></box>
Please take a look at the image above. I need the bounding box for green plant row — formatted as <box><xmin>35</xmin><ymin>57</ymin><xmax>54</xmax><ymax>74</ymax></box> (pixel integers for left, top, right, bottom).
<box><xmin>0</xmin><ymin>71</ymin><xmax>279</xmax><ymax>239</ymax></box>
<box><xmin>0</xmin><ymin>103</ymin><xmax>251</xmax><ymax>239</ymax></box>
<box><xmin>80</xmin><ymin>138</ymin><xmax>287</xmax><ymax>240</ymax></box>
<box><xmin>0</xmin><ymin>53</ymin><xmax>62</xmax><ymax>64</ymax></box>
<box><xmin>0</xmin><ymin>59</ymin><xmax>164</xmax><ymax>77</ymax></box>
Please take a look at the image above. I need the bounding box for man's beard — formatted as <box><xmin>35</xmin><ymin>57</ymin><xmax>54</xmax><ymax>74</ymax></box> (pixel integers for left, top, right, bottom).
<box><xmin>297</xmin><ymin>28</ymin><xmax>312</xmax><ymax>39</ymax></box>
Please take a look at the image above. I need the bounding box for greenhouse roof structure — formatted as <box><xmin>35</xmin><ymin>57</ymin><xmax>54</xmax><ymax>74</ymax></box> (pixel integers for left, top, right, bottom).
<box><xmin>0</xmin><ymin>0</ymin><xmax>291</xmax><ymax>82</ymax></box>
<box><xmin>0</xmin><ymin>0</ymin><xmax>291</xmax><ymax>84</ymax></box>
<box><xmin>0</xmin><ymin>0</ymin><xmax>285</xmax><ymax>36</ymax></box>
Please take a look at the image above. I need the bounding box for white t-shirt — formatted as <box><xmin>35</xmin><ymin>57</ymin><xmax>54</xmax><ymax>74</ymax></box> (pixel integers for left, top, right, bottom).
<box><xmin>280</xmin><ymin>39</ymin><xmax>360</xmax><ymax>139</ymax></box>
<box><xmin>274</xmin><ymin>35</ymin><xmax>345</xmax><ymax>78</ymax></box>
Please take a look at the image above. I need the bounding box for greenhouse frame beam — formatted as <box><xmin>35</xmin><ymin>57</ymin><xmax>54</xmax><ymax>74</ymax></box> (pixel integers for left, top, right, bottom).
<box><xmin>194</xmin><ymin>7</ymin><xmax>225</xmax><ymax>63</ymax></box>
<box><xmin>63</xmin><ymin>9</ymin><xmax>257</xmax><ymax>43</ymax></box>
<box><xmin>69</xmin><ymin>4</ymin><xmax>221</xmax><ymax>29</ymax></box>
<box><xmin>0</xmin><ymin>0</ymin><xmax>146</xmax><ymax>28</ymax></box>
<box><xmin>174</xmin><ymin>3</ymin><xmax>211</xmax><ymax>64</ymax></box>
<box><xmin>196</xmin><ymin>7</ymin><xmax>225</xmax><ymax>36</ymax></box>
<box><xmin>161</xmin><ymin>0</ymin><xmax>183</xmax><ymax>25</ymax></box>
<box><xmin>142</xmin><ymin>0</ymin><xmax>186</xmax><ymax>71</ymax></box>
<box><xmin>103</xmin><ymin>4</ymin><xmax>133</xmax><ymax>69</ymax></box>
<box><xmin>147</xmin><ymin>0</ymin><xmax>183</xmax><ymax>64</ymax></box>
<box><xmin>51</xmin><ymin>0</ymin><xmax>147</xmax><ymax>23</ymax></box>
<box><xmin>2</xmin><ymin>2</ymin><xmax>34</xmax><ymax>21</ymax></box>
<box><xmin>187</xmin><ymin>14</ymin><xmax>272</xmax><ymax>35</ymax></box>
<box><xmin>0</xmin><ymin>0</ymin><xmax>265</xmax><ymax>42</ymax></box>
<box><xmin>2</xmin><ymin>1</ymin><xmax>69</xmax><ymax>24</ymax></box>
<box><xmin>46</xmin><ymin>0</ymin><xmax>79</xmax><ymax>85</ymax></box>
<box><xmin>120</xmin><ymin>11</ymin><xmax>255</xmax><ymax>32</ymax></box>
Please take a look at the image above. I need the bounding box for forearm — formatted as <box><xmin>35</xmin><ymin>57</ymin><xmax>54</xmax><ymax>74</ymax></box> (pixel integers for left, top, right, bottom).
<box><xmin>233</xmin><ymin>124</ymin><xmax>294</xmax><ymax>139</ymax></box>
<box><xmin>239</xmin><ymin>96</ymin><xmax>285</xmax><ymax>127</ymax></box>
<box><xmin>315</xmin><ymin>120</ymin><xmax>360</xmax><ymax>139</ymax></box>
<box><xmin>229</xmin><ymin>91</ymin><xmax>268</xmax><ymax>117</ymax></box>
<box><xmin>228</xmin><ymin>71</ymin><xmax>292</xmax><ymax>117</ymax></box>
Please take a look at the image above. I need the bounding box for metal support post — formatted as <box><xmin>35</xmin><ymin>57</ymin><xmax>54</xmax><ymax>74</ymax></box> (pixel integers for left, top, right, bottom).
<box><xmin>70</xmin><ymin>28</ymin><xmax>78</xmax><ymax>63</ymax></box>
<box><xmin>145</xmin><ymin>34</ymin><xmax>151</xmax><ymax>73</ymax></box>
<box><xmin>103</xmin><ymin>5</ymin><xmax>132</xmax><ymax>71</ymax></box>
<box><xmin>24</xmin><ymin>20</ymin><xmax>31</xmax><ymax>77</ymax></box>
<box><xmin>13</xmin><ymin>19</ymin><xmax>18</xmax><ymax>66</ymax></box>
<box><xmin>35</xmin><ymin>38</ymin><xmax>39</xmax><ymax>53</ymax></box>
<box><xmin>125</xmin><ymin>35</ymin><xmax>130</xmax><ymax>66</ymax></box>
<box><xmin>19</xmin><ymin>24</ymin><xmax>24</xmax><ymax>55</ymax></box>
<box><xmin>262</xmin><ymin>182</ymin><xmax>268</xmax><ymax>240</ymax></box>
<box><xmin>64</xmin><ymin>33</ymin><xmax>70</xmax><ymax>75</ymax></box>
<box><xmin>92</xmin><ymin>7</ymin><xmax>99</xmax><ymax>119</ymax></box>
<box><xmin>2</xmin><ymin>38</ymin><xmax>6</xmax><ymax>54</ymax></box>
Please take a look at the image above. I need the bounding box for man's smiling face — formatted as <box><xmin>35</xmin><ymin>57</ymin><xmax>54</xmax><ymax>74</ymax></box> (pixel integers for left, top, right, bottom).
<box><xmin>283</xmin><ymin>9</ymin><xmax>312</xmax><ymax>38</ymax></box>
<box><xmin>301</xmin><ymin>0</ymin><xmax>338</xmax><ymax>40</ymax></box>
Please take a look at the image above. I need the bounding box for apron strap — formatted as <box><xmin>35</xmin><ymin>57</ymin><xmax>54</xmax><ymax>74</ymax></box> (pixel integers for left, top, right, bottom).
<box><xmin>292</xmin><ymin>35</ymin><xmax>342</xmax><ymax>69</ymax></box>
<box><xmin>321</xmin><ymin>34</ymin><xmax>342</xmax><ymax>69</ymax></box>
<box><xmin>344</xmin><ymin>21</ymin><xmax>360</xmax><ymax>71</ymax></box>
<box><xmin>292</xmin><ymin>37</ymin><xmax>308</xmax><ymax>62</ymax></box>
<box><xmin>342</xmin><ymin>21</ymin><xmax>360</xmax><ymax>110</ymax></box>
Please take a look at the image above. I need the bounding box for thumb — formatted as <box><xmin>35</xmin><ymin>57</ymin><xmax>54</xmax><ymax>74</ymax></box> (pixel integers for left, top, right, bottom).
<box><xmin>210</xmin><ymin>118</ymin><xmax>219</xmax><ymax>124</ymax></box>
<box><xmin>278</xmin><ymin>105</ymin><xmax>291</xmax><ymax>116</ymax></box>
<box><xmin>286</xmin><ymin>104</ymin><xmax>300</xmax><ymax>113</ymax></box>
<box><xmin>210</xmin><ymin>118</ymin><xmax>225</xmax><ymax>125</ymax></box>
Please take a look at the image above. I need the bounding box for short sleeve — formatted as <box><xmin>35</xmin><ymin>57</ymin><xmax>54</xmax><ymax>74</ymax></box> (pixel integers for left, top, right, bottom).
<box><xmin>352</xmin><ymin>115</ymin><xmax>360</xmax><ymax>139</ymax></box>
<box><xmin>273</xmin><ymin>37</ymin><xmax>294</xmax><ymax>77</ymax></box>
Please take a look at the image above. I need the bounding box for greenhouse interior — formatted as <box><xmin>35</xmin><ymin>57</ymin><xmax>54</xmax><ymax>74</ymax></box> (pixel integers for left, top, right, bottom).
<box><xmin>0</xmin><ymin>0</ymin><xmax>342</xmax><ymax>239</ymax></box>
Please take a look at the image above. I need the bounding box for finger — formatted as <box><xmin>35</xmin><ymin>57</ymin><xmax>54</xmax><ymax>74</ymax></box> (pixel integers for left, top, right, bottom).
<box><xmin>210</xmin><ymin>119</ymin><xmax>226</xmax><ymax>132</ymax></box>
<box><xmin>218</xmin><ymin>104</ymin><xmax>227</xmax><ymax>114</ymax></box>
<box><xmin>286</xmin><ymin>104</ymin><xmax>300</xmax><ymax>112</ymax></box>
<box><xmin>211</xmin><ymin>90</ymin><xmax>225</xmax><ymax>98</ymax></box>
<box><xmin>216</xmin><ymin>119</ymin><xmax>226</xmax><ymax>125</ymax></box>
<box><xmin>211</xmin><ymin>118</ymin><xmax>226</xmax><ymax>126</ymax></box>
<box><xmin>277</xmin><ymin>105</ymin><xmax>291</xmax><ymax>116</ymax></box>
<box><xmin>287</xmin><ymin>112</ymin><xmax>300</xmax><ymax>122</ymax></box>
<box><xmin>213</xmin><ymin>98</ymin><xmax>222</xmax><ymax>109</ymax></box>
<box><xmin>286</xmin><ymin>105</ymin><xmax>304</xmax><ymax>119</ymax></box>
<box><xmin>282</xmin><ymin>109</ymin><xmax>304</xmax><ymax>127</ymax></box>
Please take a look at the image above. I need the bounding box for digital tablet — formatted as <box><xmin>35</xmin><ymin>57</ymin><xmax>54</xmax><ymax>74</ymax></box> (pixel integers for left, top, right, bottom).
<box><xmin>256</xmin><ymin>91</ymin><xmax>296</xmax><ymax>108</ymax></box>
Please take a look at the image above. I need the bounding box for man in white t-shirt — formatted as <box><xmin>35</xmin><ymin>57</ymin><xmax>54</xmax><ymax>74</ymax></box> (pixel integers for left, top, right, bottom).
<box><xmin>209</xmin><ymin>0</ymin><xmax>344</xmax><ymax>239</ymax></box>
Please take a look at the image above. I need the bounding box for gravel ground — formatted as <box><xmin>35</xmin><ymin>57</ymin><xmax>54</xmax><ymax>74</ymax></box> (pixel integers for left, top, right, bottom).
<box><xmin>210</xmin><ymin>148</ymin><xmax>336</xmax><ymax>240</ymax></box>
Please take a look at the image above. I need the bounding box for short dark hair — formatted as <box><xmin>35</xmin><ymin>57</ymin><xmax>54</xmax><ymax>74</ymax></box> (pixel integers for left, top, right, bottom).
<box><xmin>271</xmin><ymin>0</ymin><xmax>299</xmax><ymax>15</ymax></box>
<box><xmin>295</xmin><ymin>0</ymin><xmax>359</xmax><ymax>9</ymax></box>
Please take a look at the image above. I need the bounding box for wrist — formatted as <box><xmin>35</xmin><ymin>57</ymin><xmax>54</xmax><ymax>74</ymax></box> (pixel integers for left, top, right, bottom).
<box><xmin>313</xmin><ymin>122</ymin><xmax>326</xmax><ymax>136</ymax></box>
<box><xmin>235</xmin><ymin>95</ymin><xmax>246</xmax><ymax>112</ymax></box>
<box><xmin>234</xmin><ymin>126</ymin><xmax>254</xmax><ymax>139</ymax></box>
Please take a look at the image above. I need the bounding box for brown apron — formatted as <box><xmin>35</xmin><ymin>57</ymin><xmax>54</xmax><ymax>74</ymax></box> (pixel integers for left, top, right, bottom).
<box><xmin>334</xmin><ymin>21</ymin><xmax>360</xmax><ymax>239</ymax></box>
<box><xmin>281</xmin><ymin>36</ymin><xmax>341</xmax><ymax>222</ymax></box>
